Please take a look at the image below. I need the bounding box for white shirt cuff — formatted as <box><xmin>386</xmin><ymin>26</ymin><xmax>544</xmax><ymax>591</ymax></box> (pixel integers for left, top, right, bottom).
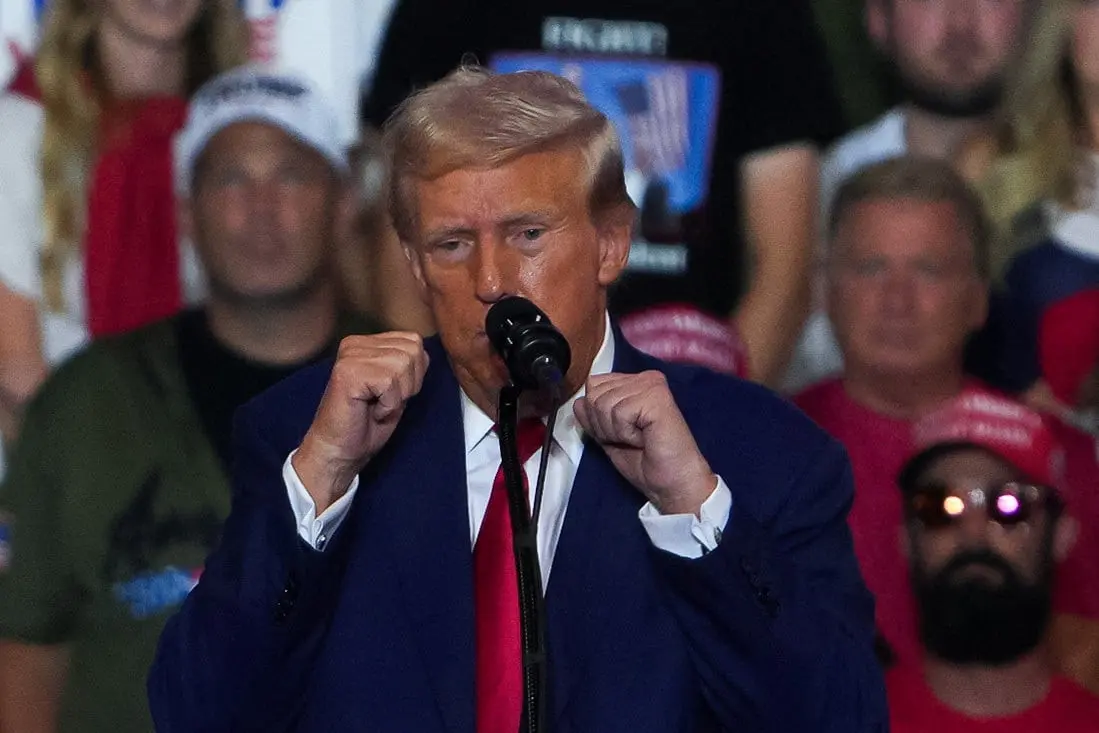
<box><xmin>638</xmin><ymin>477</ymin><xmax>731</xmax><ymax>559</ymax></box>
<box><xmin>283</xmin><ymin>449</ymin><xmax>359</xmax><ymax>551</ymax></box>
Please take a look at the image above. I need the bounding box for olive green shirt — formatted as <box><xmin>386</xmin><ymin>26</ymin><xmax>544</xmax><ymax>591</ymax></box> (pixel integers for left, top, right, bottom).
<box><xmin>0</xmin><ymin>311</ymin><xmax>378</xmax><ymax>732</ymax></box>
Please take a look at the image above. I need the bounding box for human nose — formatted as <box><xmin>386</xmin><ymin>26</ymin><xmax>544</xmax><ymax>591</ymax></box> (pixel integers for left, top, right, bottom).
<box><xmin>245</xmin><ymin>177</ymin><xmax>278</xmax><ymax>220</ymax></box>
<box><xmin>957</xmin><ymin>507</ymin><xmax>994</xmax><ymax>545</ymax></box>
<box><xmin>881</xmin><ymin>268</ymin><xmax>917</xmax><ymax>315</ymax></box>
<box><xmin>473</xmin><ymin>238</ymin><xmax>510</xmax><ymax>303</ymax></box>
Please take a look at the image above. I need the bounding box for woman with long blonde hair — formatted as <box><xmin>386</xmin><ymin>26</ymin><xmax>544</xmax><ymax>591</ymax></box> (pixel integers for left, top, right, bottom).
<box><xmin>0</xmin><ymin>0</ymin><xmax>246</xmax><ymax>451</ymax></box>
<box><xmin>975</xmin><ymin>0</ymin><xmax>1099</xmax><ymax>417</ymax></box>
<box><xmin>0</xmin><ymin>1</ymin><xmax>245</xmax><ymax>731</ymax></box>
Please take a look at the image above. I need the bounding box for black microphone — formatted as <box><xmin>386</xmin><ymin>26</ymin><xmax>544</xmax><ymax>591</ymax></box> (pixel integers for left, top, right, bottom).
<box><xmin>485</xmin><ymin>296</ymin><xmax>572</xmax><ymax>392</ymax></box>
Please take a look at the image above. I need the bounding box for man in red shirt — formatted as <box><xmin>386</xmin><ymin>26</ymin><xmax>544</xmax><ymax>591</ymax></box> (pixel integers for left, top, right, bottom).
<box><xmin>795</xmin><ymin>156</ymin><xmax>1099</xmax><ymax>689</ymax></box>
<box><xmin>887</xmin><ymin>392</ymin><xmax>1099</xmax><ymax>732</ymax></box>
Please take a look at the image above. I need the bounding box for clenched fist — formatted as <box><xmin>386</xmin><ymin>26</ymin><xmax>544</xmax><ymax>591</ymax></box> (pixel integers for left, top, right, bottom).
<box><xmin>574</xmin><ymin>371</ymin><xmax>717</xmax><ymax>516</ymax></box>
<box><xmin>292</xmin><ymin>332</ymin><xmax>429</xmax><ymax>513</ymax></box>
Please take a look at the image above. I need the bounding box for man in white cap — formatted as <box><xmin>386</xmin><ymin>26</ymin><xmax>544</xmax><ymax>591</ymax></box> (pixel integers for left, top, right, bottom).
<box><xmin>888</xmin><ymin>391</ymin><xmax>1099</xmax><ymax>730</ymax></box>
<box><xmin>0</xmin><ymin>67</ymin><xmax>380</xmax><ymax>733</ymax></box>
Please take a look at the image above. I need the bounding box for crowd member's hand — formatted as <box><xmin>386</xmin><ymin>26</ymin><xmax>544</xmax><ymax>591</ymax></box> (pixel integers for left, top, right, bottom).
<box><xmin>292</xmin><ymin>333</ymin><xmax>429</xmax><ymax>513</ymax></box>
<box><xmin>575</xmin><ymin>371</ymin><xmax>717</xmax><ymax>516</ymax></box>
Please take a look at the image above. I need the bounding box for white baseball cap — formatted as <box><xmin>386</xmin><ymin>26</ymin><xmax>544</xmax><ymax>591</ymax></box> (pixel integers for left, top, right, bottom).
<box><xmin>175</xmin><ymin>66</ymin><xmax>349</xmax><ymax>193</ymax></box>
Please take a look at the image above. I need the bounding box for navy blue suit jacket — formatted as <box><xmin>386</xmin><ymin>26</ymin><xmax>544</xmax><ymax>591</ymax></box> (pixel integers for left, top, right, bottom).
<box><xmin>149</xmin><ymin>334</ymin><xmax>887</xmax><ymax>731</ymax></box>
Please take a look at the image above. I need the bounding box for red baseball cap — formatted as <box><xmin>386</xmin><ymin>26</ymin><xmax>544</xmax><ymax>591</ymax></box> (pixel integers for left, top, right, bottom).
<box><xmin>1040</xmin><ymin>288</ymin><xmax>1099</xmax><ymax>406</ymax></box>
<box><xmin>618</xmin><ymin>304</ymin><xmax>749</xmax><ymax>377</ymax></box>
<box><xmin>899</xmin><ymin>388</ymin><xmax>1066</xmax><ymax>491</ymax></box>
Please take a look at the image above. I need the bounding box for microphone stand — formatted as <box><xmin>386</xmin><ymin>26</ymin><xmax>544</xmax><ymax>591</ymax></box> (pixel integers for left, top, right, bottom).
<box><xmin>497</xmin><ymin>383</ymin><xmax>549</xmax><ymax>733</ymax></box>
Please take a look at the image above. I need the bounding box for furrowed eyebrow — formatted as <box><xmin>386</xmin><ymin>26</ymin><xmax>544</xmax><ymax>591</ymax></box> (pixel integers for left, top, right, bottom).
<box><xmin>424</xmin><ymin>212</ymin><xmax>559</xmax><ymax>240</ymax></box>
<box><xmin>500</xmin><ymin>211</ymin><xmax>556</xmax><ymax>229</ymax></box>
<box><xmin>423</xmin><ymin>226</ymin><xmax>477</xmax><ymax>242</ymax></box>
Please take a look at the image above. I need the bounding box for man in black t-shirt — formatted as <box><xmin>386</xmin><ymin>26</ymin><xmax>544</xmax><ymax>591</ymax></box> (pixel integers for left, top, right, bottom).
<box><xmin>0</xmin><ymin>68</ymin><xmax>381</xmax><ymax>733</ymax></box>
<box><xmin>362</xmin><ymin>0</ymin><xmax>844</xmax><ymax>385</ymax></box>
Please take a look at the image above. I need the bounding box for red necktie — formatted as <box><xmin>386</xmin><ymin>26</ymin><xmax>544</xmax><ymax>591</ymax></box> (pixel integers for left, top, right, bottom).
<box><xmin>474</xmin><ymin>418</ymin><xmax>547</xmax><ymax>733</ymax></box>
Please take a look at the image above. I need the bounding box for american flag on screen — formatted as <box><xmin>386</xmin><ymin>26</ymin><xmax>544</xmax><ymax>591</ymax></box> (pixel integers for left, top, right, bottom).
<box><xmin>489</xmin><ymin>53</ymin><xmax>720</xmax><ymax>220</ymax></box>
<box><xmin>613</xmin><ymin>68</ymin><xmax>689</xmax><ymax>177</ymax></box>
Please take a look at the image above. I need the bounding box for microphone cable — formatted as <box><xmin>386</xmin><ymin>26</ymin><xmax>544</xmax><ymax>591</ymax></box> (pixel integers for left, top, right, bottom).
<box><xmin>531</xmin><ymin>381</ymin><xmax>562</xmax><ymax>529</ymax></box>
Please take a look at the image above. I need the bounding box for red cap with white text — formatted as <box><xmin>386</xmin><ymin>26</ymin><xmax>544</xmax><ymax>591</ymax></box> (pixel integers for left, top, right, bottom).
<box><xmin>899</xmin><ymin>388</ymin><xmax>1066</xmax><ymax>491</ymax></box>
<box><xmin>618</xmin><ymin>303</ymin><xmax>749</xmax><ymax>377</ymax></box>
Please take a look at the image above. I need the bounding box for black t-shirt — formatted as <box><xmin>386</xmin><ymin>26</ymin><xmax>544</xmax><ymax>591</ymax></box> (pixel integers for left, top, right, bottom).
<box><xmin>175</xmin><ymin>309</ymin><xmax>342</xmax><ymax>472</ymax></box>
<box><xmin>363</xmin><ymin>0</ymin><xmax>842</xmax><ymax>320</ymax></box>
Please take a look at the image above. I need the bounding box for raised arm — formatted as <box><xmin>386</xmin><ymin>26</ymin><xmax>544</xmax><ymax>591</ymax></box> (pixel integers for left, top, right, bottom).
<box><xmin>573</xmin><ymin>365</ymin><xmax>887</xmax><ymax>730</ymax></box>
<box><xmin>149</xmin><ymin>334</ymin><xmax>429</xmax><ymax>731</ymax></box>
<box><xmin>653</xmin><ymin>432</ymin><xmax>887</xmax><ymax>730</ymax></box>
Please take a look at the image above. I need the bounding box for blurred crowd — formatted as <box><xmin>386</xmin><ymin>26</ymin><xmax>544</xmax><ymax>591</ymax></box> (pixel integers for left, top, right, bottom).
<box><xmin>0</xmin><ymin>0</ymin><xmax>1098</xmax><ymax>731</ymax></box>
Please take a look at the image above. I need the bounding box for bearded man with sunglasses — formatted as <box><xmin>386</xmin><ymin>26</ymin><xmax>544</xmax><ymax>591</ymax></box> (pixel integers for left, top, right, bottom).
<box><xmin>887</xmin><ymin>391</ymin><xmax>1099</xmax><ymax>731</ymax></box>
<box><xmin>794</xmin><ymin>156</ymin><xmax>1099</xmax><ymax>690</ymax></box>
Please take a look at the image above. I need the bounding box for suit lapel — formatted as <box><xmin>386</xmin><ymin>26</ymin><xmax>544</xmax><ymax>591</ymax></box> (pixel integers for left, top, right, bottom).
<box><xmin>545</xmin><ymin>329</ymin><xmax>652</xmax><ymax>723</ymax></box>
<box><xmin>372</xmin><ymin>338</ymin><xmax>475</xmax><ymax>733</ymax></box>
<box><xmin>374</xmin><ymin>329</ymin><xmax>656</xmax><ymax>730</ymax></box>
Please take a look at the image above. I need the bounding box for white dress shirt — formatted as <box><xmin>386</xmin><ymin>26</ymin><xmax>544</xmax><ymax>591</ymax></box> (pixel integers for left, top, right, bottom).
<box><xmin>284</xmin><ymin>314</ymin><xmax>732</xmax><ymax>580</ymax></box>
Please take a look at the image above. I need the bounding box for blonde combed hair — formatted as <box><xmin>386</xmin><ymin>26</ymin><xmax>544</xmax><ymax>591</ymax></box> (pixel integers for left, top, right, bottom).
<box><xmin>34</xmin><ymin>0</ymin><xmax>248</xmax><ymax>311</ymax></box>
<box><xmin>382</xmin><ymin>65</ymin><xmax>635</xmax><ymax>243</ymax></box>
<box><xmin>979</xmin><ymin>0</ymin><xmax>1082</xmax><ymax>274</ymax></box>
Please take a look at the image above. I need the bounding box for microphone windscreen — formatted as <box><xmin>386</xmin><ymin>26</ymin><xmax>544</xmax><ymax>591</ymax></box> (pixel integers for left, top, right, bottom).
<box><xmin>485</xmin><ymin>296</ymin><xmax>547</xmax><ymax>352</ymax></box>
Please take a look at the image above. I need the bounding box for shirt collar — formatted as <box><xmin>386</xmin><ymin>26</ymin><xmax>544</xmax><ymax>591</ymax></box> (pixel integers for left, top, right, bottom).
<box><xmin>462</xmin><ymin>312</ymin><xmax>615</xmax><ymax>465</ymax></box>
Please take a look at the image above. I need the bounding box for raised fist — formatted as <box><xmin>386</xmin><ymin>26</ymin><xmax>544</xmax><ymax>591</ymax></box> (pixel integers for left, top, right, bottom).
<box><xmin>292</xmin><ymin>332</ymin><xmax>429</xmax><ymax>513</ymax></box>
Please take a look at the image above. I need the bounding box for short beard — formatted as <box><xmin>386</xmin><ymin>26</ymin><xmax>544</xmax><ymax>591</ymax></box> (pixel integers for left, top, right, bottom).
<box><xmin>898</xmin><ymin>71</ymin><xmax>1005</xmax><ymax>119</ymax></box>
<box><xmin>913</xmin><ymin>548</ymin><xmax>1052</xmax><ymax>666</ymax></box>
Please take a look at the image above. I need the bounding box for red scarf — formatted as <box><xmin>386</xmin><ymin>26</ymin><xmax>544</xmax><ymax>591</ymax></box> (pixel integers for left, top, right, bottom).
<box><xmin>9</xmin><ymin>59</ymin><xmax>185</xmax><ymax>337</ymax></box>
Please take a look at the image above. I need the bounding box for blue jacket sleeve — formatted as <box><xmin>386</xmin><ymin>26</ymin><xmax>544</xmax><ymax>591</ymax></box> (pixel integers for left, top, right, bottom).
<box><xmin>147</xmin><ymin>398</ymin><xmax>351</xmax><ymax>732</ymax></box>
<box><xmin>652</xmin><ymin>434</ymin><xmax>888</xmax><ymax>731</ymax></box>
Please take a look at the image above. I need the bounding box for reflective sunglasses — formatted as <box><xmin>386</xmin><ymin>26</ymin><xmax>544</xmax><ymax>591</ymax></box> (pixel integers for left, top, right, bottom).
<box><xmin>907</xmin><ymin>481</ymin><xmax>1057</xmax><ymax>529</ymax></box>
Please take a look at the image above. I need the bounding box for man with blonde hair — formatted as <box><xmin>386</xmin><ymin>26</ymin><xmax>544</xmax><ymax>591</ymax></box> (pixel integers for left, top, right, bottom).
<box><xmin>150</xmin><ymin>66</ymin><xmax>886</xmax><ymax>732</ymax></box>
<box><xmin>363</xmin><ymin>0</ymin><xmax>843</xmax><ymax>387</ymax></box>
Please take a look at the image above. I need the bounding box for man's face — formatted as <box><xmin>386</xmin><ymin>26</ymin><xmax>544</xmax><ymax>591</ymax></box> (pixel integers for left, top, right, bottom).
<box><xmin>869</xmin><ymin>0</ymin><xmax>1027</xmax><ymax>116</ymax></box>
<box><xmin>828</xmin><ymin>197</ymin><xmax>987</xmax><ymax>381</ymax></box>
<box><xmin>186</xmin><ymin>122</ymin><xmax>344</xmax><ymax>307</ymax></box>
<box><xmin>406</xmin><ymin>148</ymin><xmax>631</xmax><ymax>414</ymax></box>
<box><xmin>907</xmin><ymin>448</ymin><xmax>1059</xmax><ymax>664</ymax></box>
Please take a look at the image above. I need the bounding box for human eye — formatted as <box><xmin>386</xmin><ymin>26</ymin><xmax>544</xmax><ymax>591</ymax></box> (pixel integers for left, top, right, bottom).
<box><xmin>428</xmin><ymin>238</ymin><xmax>471</xmax><ymax>263</ymax></box>
<box><xmin>850</xmin><ymin>258</ymin><xmax>885</xmax><ymax>277</ymax></box>
<box><xmin>510</xmin><ymin>226</ymin><xmax>547</xmax><ymax>249</ymax></box>
<box><xmin>916</xmin><ymin>260</ymin><xmax>945</xmax><ymax>279</ymax></box>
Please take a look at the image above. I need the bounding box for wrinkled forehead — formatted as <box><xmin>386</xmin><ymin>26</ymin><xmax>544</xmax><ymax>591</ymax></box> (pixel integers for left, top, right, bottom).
<box><xmin>409</xmin><ymin>149</ymin><xmax>593</xmax><ymax>223</ymax></box>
